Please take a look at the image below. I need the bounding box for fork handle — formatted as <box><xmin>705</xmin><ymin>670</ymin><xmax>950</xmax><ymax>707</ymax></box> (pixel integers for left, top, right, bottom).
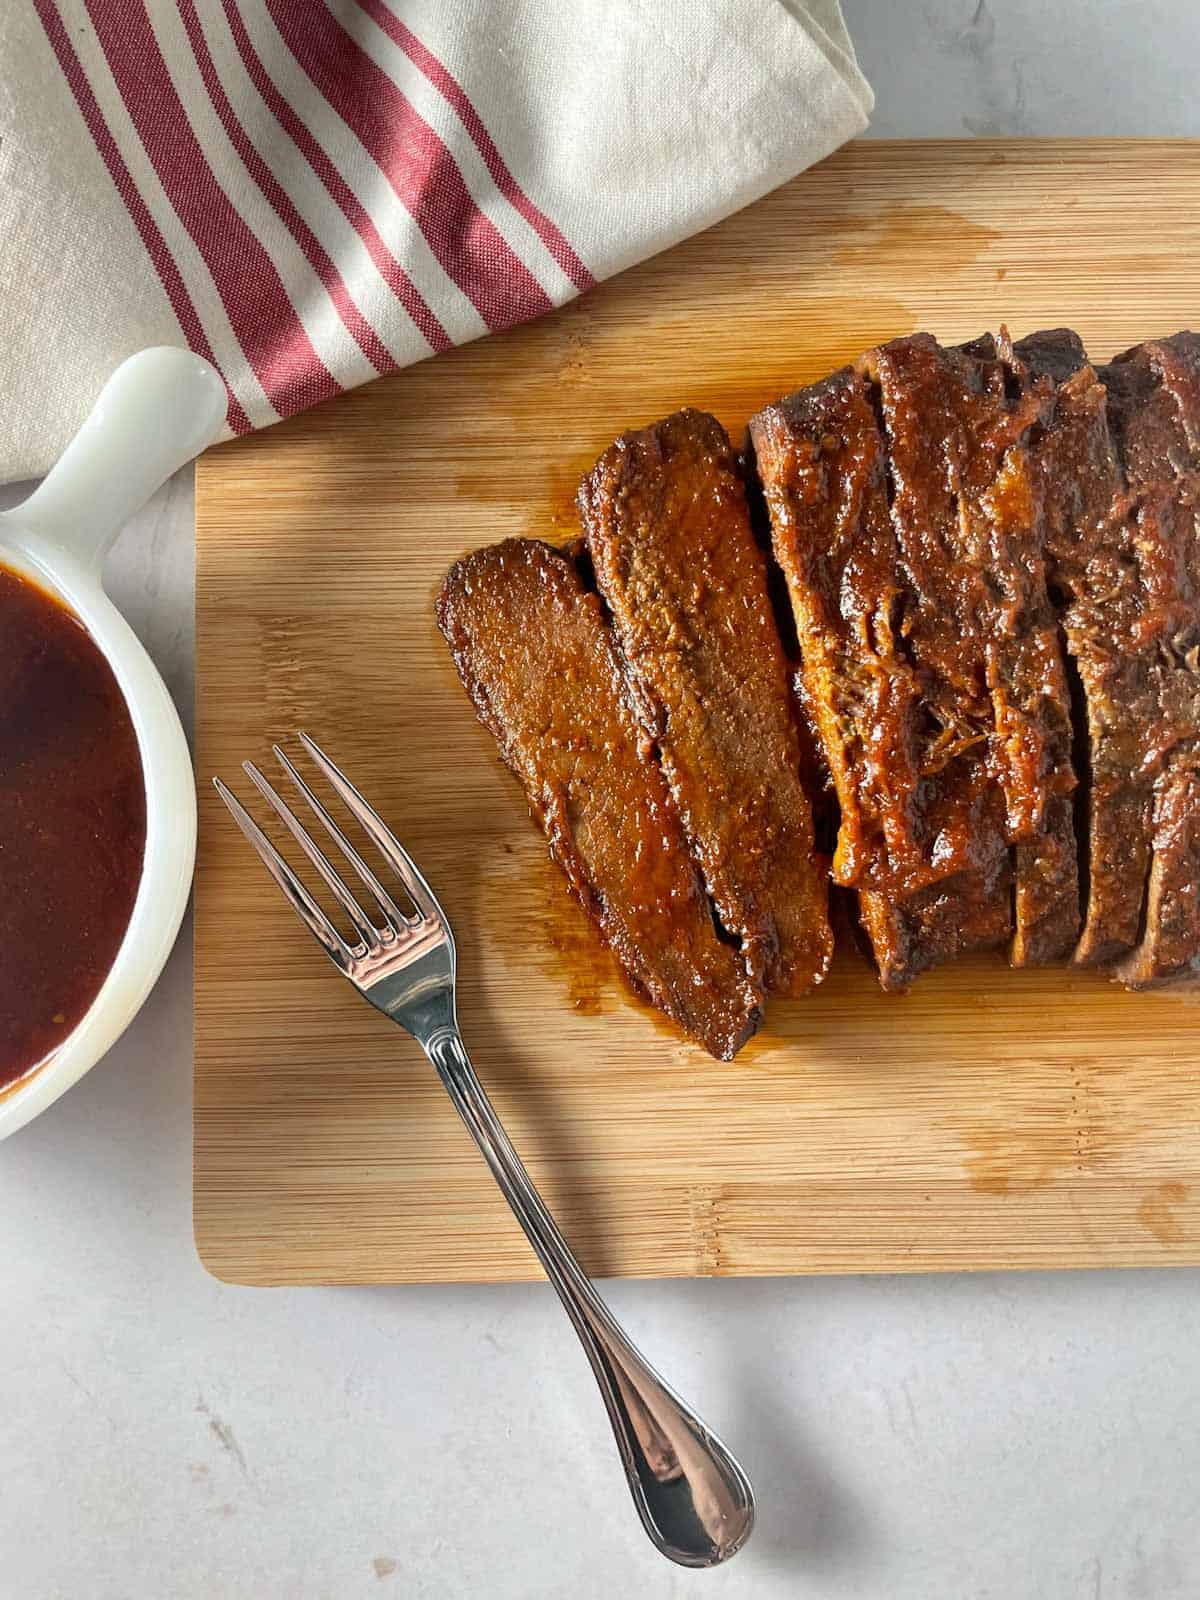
<box><xmin>424</xmin><ymin>1028</ymin><xmax>754</xmax><ymax>1569</ymax></box>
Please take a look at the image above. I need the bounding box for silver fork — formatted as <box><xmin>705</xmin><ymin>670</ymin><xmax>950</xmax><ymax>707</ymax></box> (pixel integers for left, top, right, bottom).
<box><xmin>214</xmin><ymin>733</ymin><xmax>755</xmax><ymax>1568</ymax></box>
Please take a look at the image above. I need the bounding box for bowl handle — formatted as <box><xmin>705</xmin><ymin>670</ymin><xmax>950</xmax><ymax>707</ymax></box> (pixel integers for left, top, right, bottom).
<box><xmin>9</xmin><ymin>348</ymin><xmax>228</xmax><ymax>570</ymax></box>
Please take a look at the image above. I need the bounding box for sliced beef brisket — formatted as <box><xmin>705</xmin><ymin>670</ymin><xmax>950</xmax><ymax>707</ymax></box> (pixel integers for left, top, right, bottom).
<box><xmin>1017</xmin><ymin>324</ymin><xmax>1200</xmax><ymax>979</ymax></box>
<box><xmin>749</xmin><ymin>362</ymin><xmax>930</xmax><ymax>987</ymax></box>
<box><xmin>751</xmin><ymin>332</ymin><xmax>1079</xmax><ymax>985</ymax></box>
<box><xmin>436</xmin><ymin>539</ymin><xmax>761</xmax><ymax>1058</ymax></box>
<box><xmin>1018</xmin><ymin>329</ymin><xmax>1200</xmax><ymax>981</ymax></box>
<box><xmin>1104</xmin><ymin>334</ymin><xmax>1200</xmax><ymax>984</ymax></box>
<box><xmin>579</xmin><ymin>409</ymin><xmax>832</xmax><ymax>998</ymax></box>
<box><xmin>871</xmin><ymin>332</ymin><xmax>1079</xmax><ymax>967</ymax></box>
<box><xmin>1015</xmin><ymin>333</ymin><xmax>1155</xmax><ymax>968</ymax></box>
<box><xmin>439</xmin><ymin>325</ymin><xmax>1200</xmax><ymax>1014</ymax></box>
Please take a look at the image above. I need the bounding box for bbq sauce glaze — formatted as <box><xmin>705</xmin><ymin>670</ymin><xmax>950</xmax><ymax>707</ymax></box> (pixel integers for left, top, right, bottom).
<box><xmin>0</xmin><ymin>564</ymin><xmax>145</xmax><ymax>1089</ymax></box>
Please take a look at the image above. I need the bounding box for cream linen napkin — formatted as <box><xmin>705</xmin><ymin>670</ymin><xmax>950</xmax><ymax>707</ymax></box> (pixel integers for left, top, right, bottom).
<box><xmin>0</xmin><ymin>0</ymin><xmax>871</xmax><ymax>481</ymax></box>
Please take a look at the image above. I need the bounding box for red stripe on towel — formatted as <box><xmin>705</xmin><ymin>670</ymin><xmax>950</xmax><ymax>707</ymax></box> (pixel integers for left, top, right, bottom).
<box><xmin>354</xmin><ymin>0</ymin><xmax>594</xmax><ymax>293</ymax></box>
<box><xmin>85</xmin><ymin>0</ymin><xmax>340</xmax><ymax>420</ymax></box>
<box><xmin>178</xmin><ymin>0</ymin><xmax>396</xmax><ymax>377</ymax></box>
<box><xmin>265</xmin><ymin>0</ymin><xmax>554</xmax><ymax>332</ymax></box>
<box><xmin>220</xmin><ymin>0</ymin><xmax>452</xmax><ymax>354</ymax></box>
<box><xmin>33</xmin><ymin>0</ymin><xmax>250</xmax><ymax>433</ymax></box>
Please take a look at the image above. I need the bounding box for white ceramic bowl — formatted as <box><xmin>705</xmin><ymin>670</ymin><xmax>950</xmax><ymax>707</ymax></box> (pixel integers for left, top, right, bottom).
<box><xmin>0</xmin><ymin>348</ymin><xmax>227</xmax><ymax>1139</ymax></box>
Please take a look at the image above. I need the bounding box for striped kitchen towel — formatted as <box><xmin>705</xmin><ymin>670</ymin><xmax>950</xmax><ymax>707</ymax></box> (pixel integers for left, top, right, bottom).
<box><xmin>0</xmin><ymin>1</ymin><xmax>872</xmax><ymax>482</ymax></box>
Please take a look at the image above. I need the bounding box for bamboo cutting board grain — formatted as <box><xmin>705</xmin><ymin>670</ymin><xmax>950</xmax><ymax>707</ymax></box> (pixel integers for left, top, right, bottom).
<box><xmin>195</xmin><ymin>140</ymin><xmax>1200</xmax><ymax>1284</ymax></box>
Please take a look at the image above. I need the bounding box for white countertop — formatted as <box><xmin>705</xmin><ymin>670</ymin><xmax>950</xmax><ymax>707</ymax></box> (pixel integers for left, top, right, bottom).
<box><xmin>5</xmin><ymin>5</ymin><xmax>1200</xmax><ymax>1596</ymax></box>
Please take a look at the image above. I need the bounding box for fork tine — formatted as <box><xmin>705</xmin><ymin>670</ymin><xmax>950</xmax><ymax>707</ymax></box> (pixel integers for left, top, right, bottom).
<box><xmin>242</xmin><ymin>762</ymin><xmax>379</xmax><ymax>949</ymax></box>
<box><xmin>271</xmin><ymin>743</ymin><xmax>410</xmax><ymax>933</ymax></box>
<box><xmin>297</xmin><ymin>731</ymin><xmax>443</xmax><ymax>924</ymax></box>
<box><xmin>213</xmin><ymin>778</ymin><xmax>351</xmax><ymax>964</ymax></box>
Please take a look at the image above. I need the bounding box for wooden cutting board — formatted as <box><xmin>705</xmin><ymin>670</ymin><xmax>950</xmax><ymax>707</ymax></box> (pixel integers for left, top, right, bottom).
<box><xmin>195</xmin><ymin>140</ymin><xmax>1200</xmax><ymax>1284</ymax></box>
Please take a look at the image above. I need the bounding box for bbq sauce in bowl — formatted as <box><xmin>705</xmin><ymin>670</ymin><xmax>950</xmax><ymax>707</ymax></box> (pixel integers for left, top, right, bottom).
<box><xmin>0</xmin><ymin>564</ymin><xmax>146</xmax><ymax>1090</ymax></box>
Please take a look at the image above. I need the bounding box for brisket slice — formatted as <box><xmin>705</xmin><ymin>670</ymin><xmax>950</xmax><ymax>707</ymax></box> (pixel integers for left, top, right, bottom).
<box><xmin>579</xmin><ymin>409</ymin><xmax>832</xmax><ymax>998</ymax></box>
<box><xmin>750</xmin><ymin>356</ymin><xmax>1005</xmax><ymax>987</ymax></box>
<box><xmin>1104</xmin><ymin>334</ymin><xmax>1200</xmax><ymax>984</ymax></box>
<box><xmin>1000</xmin><ymin>331</ymin><xmax>1095</xmax><ymax>963</ymax></box>
<box><xmin>750</xmin><ymin>333</ymin><xmax>1079</xmax><ymax>986</ymax></box>
<box><xmin>962</xmin><ymin>332</ymin><xmax>1084</xmax><ymax>962</ymax></box>
<box><xmin>1019</xmin><ymin>330</ymin><xmax>1200</xmax><ymax>981</ymax></box>
<box><xmin>1015</xmin><ymin>332</ymin><xmax>1152</xmax><ymax>968</ymax></box>
<box><xmin>436</xmin><ymin>538</ymin><xmax>761</xmax><ymax>1059</ymax></box>
<box><xmin>749</xmin><ymin>363</ymin><xmax>928</xmax><ymax>988</ymax></box>
<box><xmin>871</xmin><ymin>333</ymin><xmax>1080</xmax><ymax>967</ymax></box>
